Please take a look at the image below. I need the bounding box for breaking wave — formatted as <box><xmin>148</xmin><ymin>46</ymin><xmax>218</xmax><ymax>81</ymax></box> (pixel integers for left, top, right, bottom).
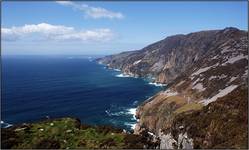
<box><xmin>105</xmin><ymin>107</ymin><xmax>136</xmax><ymax>118</ymax></box>
<box><xmin>115</xmin><ymin>74</ymin><xmax>131</xmax><ymax>78</ymax></box>
<box><xmin>113</xmin><ymin>69</ymin><xmax>121</xmax><ymax>71</ymax></box>
<box><xmin>127</xmin><ymin>108</ymin><xmax>137</xmax><ymax>120</ymax></box>
<box><xmin>149</xmin><ymin>82</ymin><xmax>167</xmax><ymax>87</ymax></box>
<box><xmin>105</xmin><ymin>110</ymin><xmax>127</xmax><ymax>116</ymax></box>
<box><xmin>105</xmin><ymin>106</ymin><xmax>137</xmax><ymax>130</ymax></box>
<box><xmin>1</xmin><ymin>121</ymin><xmax>12</xmax><ymax>128</ymax></box>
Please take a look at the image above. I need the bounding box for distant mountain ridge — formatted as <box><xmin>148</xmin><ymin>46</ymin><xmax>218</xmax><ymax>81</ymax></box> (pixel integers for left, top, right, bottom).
<box><xmin>98</xmin><ymin>27</ymin><xmax>247</xmax><ymax>83</ymax></box>
<box><xmin>98</xmin><ymin>27</ymin><xmax>248</xmax><ymax>149</ymax></box>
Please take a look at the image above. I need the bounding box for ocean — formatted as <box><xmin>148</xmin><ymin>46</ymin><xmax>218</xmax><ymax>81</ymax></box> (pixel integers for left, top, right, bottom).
<box><xmin>1</xmin><ymin>55</ymin><xmax>163</xmax><ymax>131</ymax></box>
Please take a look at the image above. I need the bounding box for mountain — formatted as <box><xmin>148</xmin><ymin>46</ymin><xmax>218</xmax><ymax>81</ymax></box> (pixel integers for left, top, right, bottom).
<box><xmin>98</xmin><ymin>27</ymin><xmax>247</xmax><ymax>83</ymax></box>
<box><xmin>97</xmin><ymin>27</ymin><xmax>248</xmax><ymax>149</ymax></box>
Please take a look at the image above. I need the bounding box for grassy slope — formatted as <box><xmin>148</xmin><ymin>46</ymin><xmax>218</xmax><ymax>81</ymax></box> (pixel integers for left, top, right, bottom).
<box><xmin>1</xmin><ymin>117</ymin><xmax>157</xmax><ymax>149</ymax></box>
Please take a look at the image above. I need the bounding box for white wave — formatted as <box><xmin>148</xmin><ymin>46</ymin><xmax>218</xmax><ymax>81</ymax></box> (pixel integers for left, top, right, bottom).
<box><xmin>106</xmin><ymin>107</ymin><xmax>138</xmax><ymax>130</ymax></box>
<box><xmin>115</xmin><ymin>74</ymin><xmax>131</xmax><ymax>78</ymax></box>
<box><xmin>113</xmin><ymin>69</ymin><xmax>121</xmax><ymax>71</ymax></box>
<box><xmin>105</xmin><ymin>107</ymin><xmax>137</xmax><ymax>119</ymax></box>
<box><xmin>125</xmin><ymin>122</ymin><xmax>136</xmax><ymax>130</ymax></box>
<box><xmin>127</xmin><ymin>108</ymin><xmax>137</xmax><ymax>120</ymax></box>
<box><xmin>1</xmin><ymin>120</ymin><xmax>12</xmax><ymax>128</ymax></box>
<box><xmin>4</xmin><ymin>124</ymin><xmax>12</xmax><ymax>128</ymax></box>
<box><xmin>149</xmin><ymin>82</ymin><xmax>167</xmax><ymax>87</ymax></box>
<box><xmin>105</xmin><ymin>110</ymin><xmax>127</xmax><ymax>116</ymax></box>
<box><xmin>105</xmin><ymin>110</ymin><xmax>111</xmax><ymax>116</ymax></box>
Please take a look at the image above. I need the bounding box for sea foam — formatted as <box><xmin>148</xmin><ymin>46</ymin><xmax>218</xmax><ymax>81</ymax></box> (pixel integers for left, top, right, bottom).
<box><xmin>114</xmin><ymin>69</ymin><xmax>121</xmax><ymax>71</ymax></box>
<box><xmin>126</xmin><ymin>108</ymin><xmax>138</xmax><ymax>130</ymax></box>
<box><xmin>105</xmin><ymin>107</ymin><xmax>137</xmax><ymax>130</ymax></box>
<box><xmin>115</xmin><ymin>74</ymin><xmax>131</xmax><ymax>78</ymax></box>
<box><xmin>1</xmin><ymin>121</ymin><xmax>12</xmax><ymax>128</ymax></box>
<box><xmin>149</xmin><ymin>82</ymin><xmax>167</xmax><ymax>87</ymax></box>
<box><xmin>127</xmin><ymin>108</ymin><xmax>137</xmax><ymax>120</ymax></box>
<box><xmin>105</xmin><ymin>110</ymin><xmax>127</xmax><ymax>116</ymax></box>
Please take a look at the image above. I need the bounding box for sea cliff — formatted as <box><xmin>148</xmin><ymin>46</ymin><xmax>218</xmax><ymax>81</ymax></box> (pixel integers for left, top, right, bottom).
<box><xmin>97</xmin><ymin>27</ymin><xmax>248</xmax><ymax>149</ymax></box>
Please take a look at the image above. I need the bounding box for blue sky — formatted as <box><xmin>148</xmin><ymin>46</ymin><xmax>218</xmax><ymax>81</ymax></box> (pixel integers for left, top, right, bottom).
<box><xmin>2</xmin><ymin>1</ymin><xmax>248</xmax><ymax>55</ymax></box>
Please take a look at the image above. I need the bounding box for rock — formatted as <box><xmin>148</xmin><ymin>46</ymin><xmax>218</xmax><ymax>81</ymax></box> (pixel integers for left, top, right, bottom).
<box><xmin>98</xmin><ymin>27</ymin><xmax>248</xmax><ymax>149</ymax></box>
<box><xmin>159</xmin><ymin>131</ymin><xmax>177</xmax><ymax>149</ymax></box>
<box><xmin>98</xmin><ymin>27</ymin><xmax>247</xmax><ymax>85</ymax></box>
<box><xmin>177</xmin><ymin>132</ymin><xmax>193</xmax><ymax>149</ymax></box>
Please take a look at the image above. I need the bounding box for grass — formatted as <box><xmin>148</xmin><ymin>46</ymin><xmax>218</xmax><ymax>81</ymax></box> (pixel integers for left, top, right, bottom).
<box><xmin>165</xmin><ymin>96</ymin><xmax>186</xmax><ymax>105</ymax></box>
<box><xmin>9</xmin><ymin>118</ymin><xmax>125</xmax><ymax>149</ymax></box>
<box><xmin>174</xmin><ymin>102</ymin><xmax>203</xmax><ymax>114</ymax></box>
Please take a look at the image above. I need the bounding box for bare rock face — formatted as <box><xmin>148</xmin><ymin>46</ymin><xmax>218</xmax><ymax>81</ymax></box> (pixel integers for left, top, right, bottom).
<box><xmin>98</xmin><ymin>27</ymin><xmax>248</xmax><ymax>149</ymax></box>
<box><xmin>98</xmin><ymin>27</ymin><xmax>247</xmax><ymax>84</ymax></box>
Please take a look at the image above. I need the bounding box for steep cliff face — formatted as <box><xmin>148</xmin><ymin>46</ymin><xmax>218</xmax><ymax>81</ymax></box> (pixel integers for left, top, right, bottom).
<box><xmin>98</xmin><ymin>27</ymin><xmax>247</xmax><ymax>84</ymax></box>
<box><xmin>135</xmin><ymin>27</ymin><xmax>248</xmax><ymax>135</ymax></box>
<box><xmin>98</xmin><ymin>27</ymin><xmax>248</xmax><ymax>149</ymax></box>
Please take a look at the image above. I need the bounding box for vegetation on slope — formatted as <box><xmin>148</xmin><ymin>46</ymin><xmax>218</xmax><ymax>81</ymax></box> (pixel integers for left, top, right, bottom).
<box><xmin>171</xmin><ymin>86</ymin><xmax>248</xmax><ymax>149</ymax></box>
<box><xmin>1</xmin><ymin>117</ymin><xmax>157</xmax><ymax>149</ymax></box>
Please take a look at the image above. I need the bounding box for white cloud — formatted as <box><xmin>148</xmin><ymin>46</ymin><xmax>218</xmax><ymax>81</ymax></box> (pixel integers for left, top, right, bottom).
<box><xmin>55</xmin><ymin>1</ymin><xmax>74</xmax><ymax>6</ymax></box>
<box><xmin>55</xmin><ymin>1</ymin><xmax>124</xmax><ymax>19</ymax></box>
<box><xmin>1</xmin><ymin>23</ymin><xmax>115</xmax><ymax>42</ymax></box>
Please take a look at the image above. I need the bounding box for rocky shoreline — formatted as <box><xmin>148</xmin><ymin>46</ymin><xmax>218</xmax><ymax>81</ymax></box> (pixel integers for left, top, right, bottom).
<box><xmin>99</xmin><ymin>62</ymin><xmax>197</xmax><ymax>149</ymax></box>
<box><xmin>97</xmin><ymin>27</ymin><xmax>248</xmax><ymax>149</ymax></box>
<box><xmin>101</xmin><ymin>61</ymin><xmax>248</xmax><ymax>149</ymax></box>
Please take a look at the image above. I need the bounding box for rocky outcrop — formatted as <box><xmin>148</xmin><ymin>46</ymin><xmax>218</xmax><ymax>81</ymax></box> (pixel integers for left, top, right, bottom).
<box><xmin>98</xmin><ymin>27</ymin><xmax>248</xmax><ymax>149</ymax></box>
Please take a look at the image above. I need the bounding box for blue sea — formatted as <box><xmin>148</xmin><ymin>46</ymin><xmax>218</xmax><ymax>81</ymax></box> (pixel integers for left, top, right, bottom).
<box><xmin>1</xmin><ymin>55</ymin><xmax>163</xmax><ymax>131</ymax></box>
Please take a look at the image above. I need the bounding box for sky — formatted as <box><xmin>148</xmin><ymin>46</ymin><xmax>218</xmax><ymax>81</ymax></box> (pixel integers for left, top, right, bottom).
<box><xmin>1</xmin><ymin>1</ymin><xmax>248</xmax><ymax>55</ymax></box>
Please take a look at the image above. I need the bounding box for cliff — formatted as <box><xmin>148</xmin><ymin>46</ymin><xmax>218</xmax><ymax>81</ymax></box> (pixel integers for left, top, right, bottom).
<box><xmin>98</xmin><ymin>27</ymin><xmax>247</xmax><ymax>84</ymax></box>
<box><xmin>98</xmin><ymin>27</ymin><xmax>248</xmax><ymax>149</ymax></box>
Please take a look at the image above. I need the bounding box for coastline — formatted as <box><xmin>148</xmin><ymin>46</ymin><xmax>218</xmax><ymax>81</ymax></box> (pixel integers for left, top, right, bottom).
<box><xmin>97</xmin><ymin>61</ymin><xmax>166</xmax><ymax>132</ymax></box>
